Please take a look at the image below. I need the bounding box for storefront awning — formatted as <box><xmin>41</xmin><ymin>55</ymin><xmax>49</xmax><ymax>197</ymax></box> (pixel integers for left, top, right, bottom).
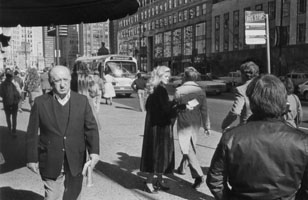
<box><xmin>0</xmin><ymin>0</ymin><xmax>139</xmax><ymax>27</ymax></box>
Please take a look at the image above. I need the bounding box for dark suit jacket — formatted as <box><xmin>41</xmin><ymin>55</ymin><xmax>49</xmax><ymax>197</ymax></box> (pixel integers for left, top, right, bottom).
<box><xmin>26</xmin><ymin>91</ymin><xmax>99</xmax><ymax>178</ymax></box>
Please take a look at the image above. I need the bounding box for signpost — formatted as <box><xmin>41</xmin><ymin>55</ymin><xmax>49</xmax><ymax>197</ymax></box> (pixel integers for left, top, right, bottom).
<box><xmin>245</xmin><ymin>11</ymin><xmax>271</xmax><ymax>74</ymax></box>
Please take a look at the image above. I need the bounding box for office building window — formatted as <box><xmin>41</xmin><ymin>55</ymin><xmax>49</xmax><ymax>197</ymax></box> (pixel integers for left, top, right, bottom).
<box><xmin>195</xmin><ymin>22</ymin><xmax>206</xmax><ymax>54</ymax></box>
<box><xmin>196</xmin><ymin>5</ymin><xmax>200</xmax><ymax>17</ymax></box>
<box><xmin>164</xmin><ymin>17</ymin><xmax>168</xmax><ymax>26</ymax></box>
<box><xmin>283</xmin><ymin>1</ymin><xmax>290</xmax><ymax>17</ymax></box>
<box><xmin>174</xmin><ymin>0</ymin><xmax>177</xmax><ymax>8</ymax></box>
<box><xmin>297</xmin><ymin>23</ymin><xmax>306</xmax><ymax>43</ymax></box>
<box><xmin>184</xmin><ymin>10</ymin><xmax>188</xmax><ymax>21</ymax></box>
<box><xmin>223</xmin><ymin>13</ymin><xmax>229</xmax><ymax>51</ymax></box>
<box><xmin>169</xmin><ymin>0</ymin><xmax>172</xmax><ymax>9</ymax></box>
<box><xmin>189</xmin><ymin>8</ymin><xmax>195</xmax><ymax>19</ymax></box>
<box><xmin>298</xmin><ymin>0</ymin><xmax>307</xmax><ymax>14</ymax></box>
<box><xmin>215</xmin><ymin>15</ymin><xmax>220</xmax><ymax>52</ymax></box>
<box><xmin>268</xmin><ymin>1</ymin><xmax>276</xmax><ymax>20</ymax></box>
<box><xmin>169</xmin><ymin>15</ymin><xmax>173</xmax><ymax>24</ymax></box>
<box><xmin>202</xmin><ymin>3</ymin><xmax>207</xmax><ymax>15</ymax></box>
<box><xmin>184</xmin><ymin>26</ymin><xmax>193</xmax><ymax>55</ymax></box>
<box><xmin>159</xmin><ymin>18</ymin><xmax>163</xmax><ymax>28</ymax></box>
<box><xmin>173</xmin><ymin>28</ymin><xmax>182</xmax><ymax>56</ymax></box>
<box><xmin>233</xmin><ymin>10</ymin><xmax>239</xmax><ymax>49</ymax></box>
<box><xmin>174</xmin><ymin>13</ymin><xmax>178</xmax><ymax>23</ymax></box>
<box><xmin>164</xmin><ymin>31</ymin><xmax>172</xmax><ymax>58</ymax></box>
<box><xmin>179</xmin><ymin>11</ymin><xmax>183</xmax><ymax>22</ymax></box>
<box><xmin>154</xmin><ymin>33</ymin><xmax>163</xmax><ymax>58</ymax></box>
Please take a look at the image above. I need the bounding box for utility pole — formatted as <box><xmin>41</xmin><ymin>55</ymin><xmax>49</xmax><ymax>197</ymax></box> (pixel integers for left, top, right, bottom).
<box><xmin>55</xmin><ymin>26</ymin><xmax>60</xmax><ymax>65</ymax></box>
<box><xmin>278</xmin><ymin>0</ymin><xmax>284</xmax><ymax>76</ymax></box>
<box><xmin>138</xmin><ymin>22</ymin><xmax>142</xmax><ymax>71</ymax></box>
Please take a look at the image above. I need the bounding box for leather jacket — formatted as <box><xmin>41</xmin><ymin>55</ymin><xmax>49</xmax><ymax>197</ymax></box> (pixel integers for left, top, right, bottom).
<box><xmin>207</xmin><ymin>117</ymin><xmax>308</xmax><ymax>200</ymax></box>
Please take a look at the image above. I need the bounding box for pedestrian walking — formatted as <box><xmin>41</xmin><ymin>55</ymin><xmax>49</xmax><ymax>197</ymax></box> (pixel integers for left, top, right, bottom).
<box><xmin>87</xmin><ymin>74</ymin><xmax>102</xmax><ymax>130</ymax></box>
<box><xmin>221</xmin><ymin>60</ymin><xmax>259</xmax><ymax>132</ymax></box>
<box><xmin>280</xmin><ymin>76</ymin><xmax>303</xmax><ymax>128</ymax></box>
<box><xmin>40</xmin><ymin>67</ymin><xmax>51</xmax><ymax>94</ymax></box>
<box><xmin>13</xmin><ymin>70</ymin><xmax>24</xmax><ymax>112</ymax></box>
<box><xmin>131</xmin><ymin>72</ymin><xmax>147</xmax><ymax>112</ymax></box>
<box><xmin>26</xmin><ymin>65</ymin><xmax>100</xmax><ymax>200</ymax></box>
<box><xmin>93</xmin><ymin>70</ymin><xmax>104</xmax><ymax>112</ymax></box>
<box><xmin>207</xmin><ymin>74</ymin><xmax>308</xmax><ymax>200</ymax></box>
<box><xmin>173</xmin><ymin>66</ymin><xmax>210</xmax><ymax>189</ymax></box>
<box><xmin>24</xmin><ymin>67</ymin><xmax>42</xmax><ymax>108</ymax></box>
<box><xmin>140</xmin><ymin>65</ymin><xmax>186</xmax><ymax>193</ymax></box>
<box><xmin>0</xmin><ymin>68</ymin><xmax>22</xmax><ymax>135</ymax></box>
<box><xmin>102</xmin><ymin>71</ymin><xmax>116</xmax><ymax>105</ymax></box>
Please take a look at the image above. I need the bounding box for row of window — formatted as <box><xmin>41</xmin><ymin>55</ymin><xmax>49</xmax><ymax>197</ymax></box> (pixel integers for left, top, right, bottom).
<box><xmin>119</xmin><ymin>3</ymin><xmax>207</xmax><ymax>40</ymax></box>
<box><xmin>119</xmin><ymin>1</ymin><xmax>206</xmax><ymax>28</ymax></box>
<box><xmin>214</xmin><ymin>0</ymin><xmax>307</xmax><ymax>52</ymax></box>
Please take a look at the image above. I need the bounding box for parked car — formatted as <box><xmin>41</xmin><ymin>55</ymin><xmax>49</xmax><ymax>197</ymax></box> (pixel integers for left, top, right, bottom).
<box><xmin>198</xmin><ymin>75</ymin><xmax>227</xmax><ymax>95</ymax></box>
<box><xmin>298</xmin><ymin>80</ymin><xmax>308</xmax><ymax>100</ymax></box>
<box><xmin>219</xmin><ymin>71</ymin><xmax>242</xmax><ymax>87</ymax></box>
<box><xmin>286</xmin><ymin>72</ymin><xmax>308</xmax><ymax>86</ymax></box>
<box><xmin>167</xmin><ymin>74</ymin><xmax>227</xmax><ymax>95</ymax></box>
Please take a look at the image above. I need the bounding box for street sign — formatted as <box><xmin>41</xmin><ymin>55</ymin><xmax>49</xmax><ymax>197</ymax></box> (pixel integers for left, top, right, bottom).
<box><xmin>245</xmin><ymin>11</ymin><xmax>266</xmax><ymax>45</ymax></box>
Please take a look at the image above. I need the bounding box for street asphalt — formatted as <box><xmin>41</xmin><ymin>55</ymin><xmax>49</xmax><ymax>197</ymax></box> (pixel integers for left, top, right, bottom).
<box><xmin>0</xmin><ymin>97</ymin><xmax>220</xmax><ymax>200</ymax></box>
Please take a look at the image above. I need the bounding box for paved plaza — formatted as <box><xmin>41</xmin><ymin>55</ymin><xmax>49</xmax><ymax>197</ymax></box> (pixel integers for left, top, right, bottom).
<box><xmin>0</xmin><ymin>98</ymin><xmax>220</xmax><ymax>200</ymax></box>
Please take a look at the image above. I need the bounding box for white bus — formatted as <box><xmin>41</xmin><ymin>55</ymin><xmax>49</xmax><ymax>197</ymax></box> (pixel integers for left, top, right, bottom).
<box><xmin>74</xmin><ymin>54</ymin><xmax>138</xmax><ymax>97</ymax></box>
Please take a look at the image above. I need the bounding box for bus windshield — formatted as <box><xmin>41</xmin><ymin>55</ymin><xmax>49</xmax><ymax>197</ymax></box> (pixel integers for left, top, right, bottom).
<box><xmin>105</xmin><ymin>61</ymin><xmax>137</xmax><ymax>78</ymax></box>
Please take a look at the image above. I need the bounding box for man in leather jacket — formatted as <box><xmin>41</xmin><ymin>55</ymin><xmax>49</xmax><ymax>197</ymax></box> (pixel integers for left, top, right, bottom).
<box><xmin>207</xmin><ymin>74</ymin><xmax>308</xmax><ymax>200</ymax></box>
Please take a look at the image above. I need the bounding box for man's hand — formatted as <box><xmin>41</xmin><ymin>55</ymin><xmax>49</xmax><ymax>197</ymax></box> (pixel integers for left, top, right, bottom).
<box><xmin>27</xmin><ymin>162</ymin><xmax>39</xmax><ymax>174</ymax></box>
<box><xmin>89</xmin><ymin>154</ymin><xmax>99</xmax><ymax>169</ymax></box>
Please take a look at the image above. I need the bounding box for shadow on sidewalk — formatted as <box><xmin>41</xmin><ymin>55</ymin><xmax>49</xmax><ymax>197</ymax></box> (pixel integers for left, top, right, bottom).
<box><xmin>0</xmin><ymin>126</ymin><xmax>27</xmax><ymax>173</ymax></box>
<box><xmin>94</xmin><ymin>160</ymin><xmax>144</xmax><ymax>190</ymax></box>
<box><xmin>0</xmin><ymin>187</ymin><xmax>43</xmax><ymax>200</ymax></box>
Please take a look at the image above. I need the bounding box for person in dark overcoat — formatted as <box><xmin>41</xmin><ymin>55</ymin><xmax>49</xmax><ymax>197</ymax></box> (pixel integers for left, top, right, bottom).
<box><xmin>140</xmin><ymin>65</ymin><xmax>186</xmax><ymax>193</ymax></box>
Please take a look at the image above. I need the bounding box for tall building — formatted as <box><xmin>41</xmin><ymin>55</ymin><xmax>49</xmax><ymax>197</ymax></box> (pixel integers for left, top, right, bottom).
<box><xmin>59</xmin><ymin>25</ymin><xmax>79</xmax><ymax>68</ymax></box>
<box><xmin>115</xmin><ymin>0</ymin><xmax>210</xmax><ymax>74</ymax></box>
<box><xmin>3</xmin><ymin>26</ymin><xmax>44</xmax><ymax>70</ymax></box>
<box><xmin>78</xmin><ymin>22</ymin><xmax>109</xmax><ymax>57</ymax></box>
<box><xmin>210</xmin><ymin>0</ymin><xmax>308</xmax><ymax>75</ymax></box>
<box><xmin>113</xmin><ymin>0</ymin><xmax>308</xmax><ymax>76</ymax></box>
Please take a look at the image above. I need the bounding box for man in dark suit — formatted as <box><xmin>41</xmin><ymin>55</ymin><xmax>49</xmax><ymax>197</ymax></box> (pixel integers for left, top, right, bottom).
<box><xmin>26</xmin><ymin>65</ymin><xmax>100</xmax><ymax>200</ymax></box>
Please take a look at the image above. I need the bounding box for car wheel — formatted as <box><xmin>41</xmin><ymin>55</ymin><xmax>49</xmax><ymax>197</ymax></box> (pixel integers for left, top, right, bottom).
<box><xmin>125</xmin><ymin>93</ymin><xmax>131</xmax><ymax>97</ymax></box>
<box><xmin>304</xmin><ymin>91</ymin><xmax>308</xmax><ymax>101</ymax></box>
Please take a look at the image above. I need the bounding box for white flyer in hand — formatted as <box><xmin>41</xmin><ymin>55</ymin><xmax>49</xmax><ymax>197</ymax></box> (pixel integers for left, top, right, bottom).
<box><xmin>187</xmin><ymin>99</ymin><xmax>199</xmax><ymax>108</ymax></box>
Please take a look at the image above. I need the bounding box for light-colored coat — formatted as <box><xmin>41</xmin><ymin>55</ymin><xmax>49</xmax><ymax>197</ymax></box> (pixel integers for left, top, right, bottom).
<box><xmin>221</xmin><ymin>80</ymin><xmax>252</xmax><ymax>130</ymax></box>
<box><xmin>174</xmin><ymin>81</ymin><xmax>210</xmax><ymax>154</ymax></box>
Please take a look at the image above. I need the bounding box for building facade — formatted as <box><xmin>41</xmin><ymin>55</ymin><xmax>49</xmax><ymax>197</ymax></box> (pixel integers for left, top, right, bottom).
<box><xmin>114</xmin><ymin>0</ymin><xmax>308</xmax><ymax>76</ymax></box>
<box><xmin>78</xmin><ymin>22</ymin><xmax>109</xmax><ymax>57</ymax></box>
<box><xmin>116</xmin><ymin>0</ymin><xmax>210</xmax><ymax>75</ymax></box>
<box><xmin>3</xmin><ymin>26</ymin><xmax>44</xmax><ymax>71</ymax></box>
<box><xmin>211</xmin><ymin>0</ymin><xmax>308</xmax><ymax>76</ymax></box>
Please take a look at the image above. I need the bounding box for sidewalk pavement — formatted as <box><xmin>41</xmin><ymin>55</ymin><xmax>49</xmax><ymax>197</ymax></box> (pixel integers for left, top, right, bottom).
<box><xmin>0</xmin><ymin>98</ymin><xmax>220</xmax><ymax>200</ymax></box>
